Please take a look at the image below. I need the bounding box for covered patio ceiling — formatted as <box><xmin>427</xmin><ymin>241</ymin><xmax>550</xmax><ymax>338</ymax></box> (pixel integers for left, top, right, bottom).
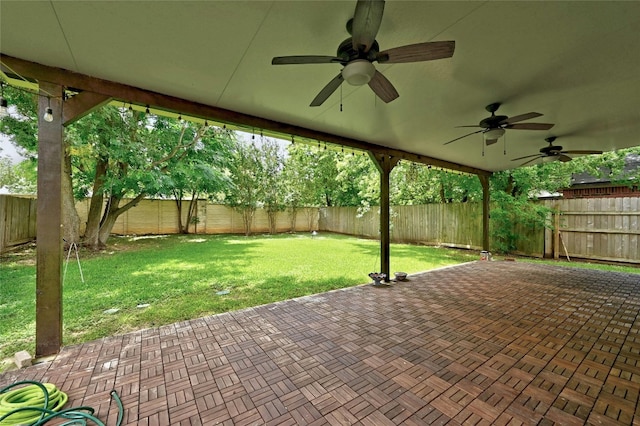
<box><xmin>1</xmin><ymin>1</ymin><xmax>640</xmax><ymax>173</ymax></box>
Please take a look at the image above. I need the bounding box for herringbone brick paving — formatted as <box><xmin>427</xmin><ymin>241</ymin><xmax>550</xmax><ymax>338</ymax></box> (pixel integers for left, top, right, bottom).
<box><xmin>2</xmin><ymin>261</ymin><xmax>639</xmax><ymax>424</ymax></box>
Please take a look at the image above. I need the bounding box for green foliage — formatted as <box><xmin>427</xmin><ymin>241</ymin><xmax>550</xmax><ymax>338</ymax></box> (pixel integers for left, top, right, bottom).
<box><xmin>0</xmin><ymin>157</ymin><xmax>37</xmax><ymax>194</ymax></box>
<box><xmin>224</xmin><ymin>140</ymin><xmax>263</xmax><ymax>235</ymax></box>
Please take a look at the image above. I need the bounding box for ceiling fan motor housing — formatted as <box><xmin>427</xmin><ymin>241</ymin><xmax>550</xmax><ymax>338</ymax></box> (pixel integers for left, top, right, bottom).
<box><xmin>337</xmin><ymin>38</ymin><xmax>380</xmax><ymax>62</ymax></box>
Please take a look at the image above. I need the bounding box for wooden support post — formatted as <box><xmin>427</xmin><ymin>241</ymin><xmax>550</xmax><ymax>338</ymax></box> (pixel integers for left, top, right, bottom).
<box><xmin>36</xmin><ymin>82</ymin><xmax>64</xmax><ymax>357</ymax></box>
<box><xmin>369</xmin><ymin>153</ymin><xmax>399</xmax><ymax>282</ymax></box>
<box><xmin>554</xmin><ymin>208</ymin><xmax>560</xmax><ymax>260</ymax></box>
<box><xmin>478</xmin><ymin>174</ymin><xmax>491</xmax><ymax>251</ymax></box>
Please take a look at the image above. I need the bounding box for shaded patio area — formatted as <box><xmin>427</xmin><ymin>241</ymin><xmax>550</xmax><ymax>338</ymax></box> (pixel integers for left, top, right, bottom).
<box><xmin>2</xmin><ymin>261</ymin><xmax>639</xmax><ymax>425</ymax></box>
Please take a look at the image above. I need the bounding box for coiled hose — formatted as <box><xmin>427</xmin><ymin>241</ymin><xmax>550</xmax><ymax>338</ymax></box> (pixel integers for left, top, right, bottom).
<box><xmin>0</xmin><ymin>381</ymin><xmax>123</xmax><ymax>426</ymax></box>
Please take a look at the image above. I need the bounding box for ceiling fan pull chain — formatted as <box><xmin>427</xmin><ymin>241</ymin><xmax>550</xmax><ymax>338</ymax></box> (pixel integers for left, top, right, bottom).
<box><xmin>340</xmin><ymin>84</ymin><xmax>343</xmax><ymax>112</ymax></box>
<box><xmin>503</xmin><ymin>133</ymin><xmax>507</xmax><ymax>155</ymax></box>
<box><xmin>481</xmin><ymin>134</ymin><xmax>485</xmax><ymax>156</ymax></box>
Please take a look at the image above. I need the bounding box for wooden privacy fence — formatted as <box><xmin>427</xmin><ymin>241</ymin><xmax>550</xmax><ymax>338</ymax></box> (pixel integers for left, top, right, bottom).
<box><xmin>319</xmin><ymin>202</ymin><xmax>544</xmax><ymax>256</ymax></box>
<box><xmin>542</xmin><ymin>198</ymin><xmax>640</xmax><ymax>264</ymax></box>
<box><xmin>320</xmin><ymin>198</ymin><xmax>639</xmax><ymax>263</ymax></box>
<box><xmin>2</xmin><ymin>195</ymin><xmax>638</xmax><ymax>263</ymax></box>
<box><xmin>0</xmin><ymin>194</ymin><xmax>37</xmax><ymax>253</ymax></box>
<box><xmin>319</xmin><ymin>203</ymin><xmax>487</xmax><ymax>250</ymax></box>
<box><xmin>74</xmin><ymin>199</ymin><xmax>319</xmax><ymax>236</ymax></box>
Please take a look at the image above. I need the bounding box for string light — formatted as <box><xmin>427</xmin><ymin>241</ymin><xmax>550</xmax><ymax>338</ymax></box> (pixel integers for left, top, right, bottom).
<box><xmin>43</xmin><ymin>97</ymin><xmax>54</xmax><ymax>122</ymax></box>
<box><xmin>145</xmin><ymin>105</ymin><xmax>150</xmax><ymax>114</ymax></box>
<box><xmin>204</xmin><ymin>120</ymin><xmax>209</xmax><ymax>127</ymax></box>
<box><xmin>291</xmin><ymin>135</ymin><xmax>295</xmax><ymax>145</ymax></box>
<box><xmin>128</xmin><ymin>103</ymin><xmax>133</xmax><ymax>112</ymax></box>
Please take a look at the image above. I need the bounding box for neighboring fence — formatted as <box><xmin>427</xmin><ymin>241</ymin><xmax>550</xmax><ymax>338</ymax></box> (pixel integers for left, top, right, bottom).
<box><xmin>74</xmin><ymin>199</ymin><xmax>319</xmax><ymax>236</ymax></box>
<box><xmin>320</xmin><ymin>198</ymin><xmax>639</xmax><ymax>263</ymax></box>
<box><xmin>319</xmin><ymin>203</ymin><xmax>544</xmax><ymax>257</ymax></box>
<box><xmin>319</xmin><ymin>203</ymin><xmax>486</xmax><ymax>250</ymax></box>
<box><xmin>542</xmin><ymin>198</ymin><xmax>640</xmax><ymax>264</ymax></box>
<box><xmin>0</xmin><ymin>194</ymin><xmax>37</xmax><ymax>252</ymax></box>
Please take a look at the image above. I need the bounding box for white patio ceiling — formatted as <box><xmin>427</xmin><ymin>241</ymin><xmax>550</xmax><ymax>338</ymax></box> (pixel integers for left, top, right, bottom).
<box><xmin>1</xmin><ymin>1</ymin><xmax>639</xmax><ymax>173</ymax></box>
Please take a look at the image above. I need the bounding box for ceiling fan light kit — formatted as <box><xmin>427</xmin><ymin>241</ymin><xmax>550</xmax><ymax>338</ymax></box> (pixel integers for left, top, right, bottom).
<box><xmin>342</xmin><ymin>60</ymin><xmax>376</xmax><ymax>86</ymax></box>
<box><xmin>484</xmin><ymin>128</ymin><xmax>505</xmax><ymax>141</ymax></box>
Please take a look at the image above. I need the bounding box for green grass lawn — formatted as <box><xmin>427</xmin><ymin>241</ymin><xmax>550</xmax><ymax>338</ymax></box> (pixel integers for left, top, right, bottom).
<box><xmin>0</xmin><ymin>233</ymin><xmax>479</xmax><ymax>371</ymax></box>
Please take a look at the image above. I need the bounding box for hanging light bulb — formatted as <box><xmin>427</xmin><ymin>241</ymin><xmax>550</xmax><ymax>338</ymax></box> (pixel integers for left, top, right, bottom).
<box><xmin>0</xmin><ymin>98</ymin><xmax>8</xmax><ymax>118</ymax></box>
<box><xmin>43</xmin><ymin>97</ymin><xmax>54</xmax><ymax>122</ymax></box>
<box><xmin>0</xmin><ymin>83</ymin><xmax>8</xmax><ymax>118</ymax></box>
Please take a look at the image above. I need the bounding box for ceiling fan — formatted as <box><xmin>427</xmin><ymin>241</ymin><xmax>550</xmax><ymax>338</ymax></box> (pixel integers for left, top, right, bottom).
<box><xmin>512</xmin><ymin>136</ymin><xmax>603</xmax><ymax>166</ymax></box>
<box><xmin>443</xmin><ymin>102</ymin><xmax>555</xmax><ymax>146</ymax></box>
<box><xmin>271</xmin><ymin>0</ymin><xmax>455</xmax><ymax>107</ymax></box>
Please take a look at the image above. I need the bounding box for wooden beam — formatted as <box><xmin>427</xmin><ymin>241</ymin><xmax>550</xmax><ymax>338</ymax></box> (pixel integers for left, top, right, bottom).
<box><xmin>0</xmin><ymin>54</ymin><xmax>491</xmax><ymax>177</ymax></box>
<box><xmin>36</xmin><ymin>82</ymin><xmax>64</xmax><ymax>357</ymax></box>
<box><xmin>63</xmin><ymin>91</ymin><xmax>112</xmax><ymax>126</ymax></box>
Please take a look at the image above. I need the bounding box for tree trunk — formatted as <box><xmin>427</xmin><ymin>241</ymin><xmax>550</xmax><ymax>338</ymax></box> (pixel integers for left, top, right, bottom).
<box><xmin>62</xmin><ymin>150</ymin><xmax>81</xmax><ymax>246</ymax></box>
<box><xmin>267</xmin><ymin>208</ymin><xmax>277</xmax><ymax>234</ymax></box>
<box><xmin>97</xmin><ymin>192</ymin><xmax>146</xmax><ymax>246</ymax></box>
<box><xmin>174</xmin><ymin>193</ymin><xmax>185</xmax><ymax>234</ymax></box>
<box><xmin>241</xmin><ymin>207</ymin><xmax>255</xmax><ymax>236</ymax></box>
<box><xmin>186</xmin><ymin>196</ymin><xmax>198</xmax><ymax>234</ymax></box>
<box><xmin>84</xmin><ymin>158</ymin><xmax>108</xmax><ymax>248</ymax></box>
<box><xmin>288</xmin><ymin>207</ymin><xmax>297</xmax><ymax>232</ymax></box>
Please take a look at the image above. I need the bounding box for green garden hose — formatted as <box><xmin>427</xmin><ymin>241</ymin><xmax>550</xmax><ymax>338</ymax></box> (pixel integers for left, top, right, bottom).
<box><xmin>0</xmin><ymin>381</ymin><xmax>123</xmax><ymax>426</ymax></box>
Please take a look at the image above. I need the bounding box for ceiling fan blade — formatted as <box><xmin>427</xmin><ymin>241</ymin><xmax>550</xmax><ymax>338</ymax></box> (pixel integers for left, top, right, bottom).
<box><xmin>562</xmin><ymin>150</ymin><xmax>603</xmax><ymax>155</ymax></box>
<box><xmin>368</xmin><ymin>70</ymin><xmax>399</xmax><ymax>103</ymax></box>
<box><xmin>506</xmin><ymin>122</ymin><xmax>555</xmax><ymax>130</ymax></box>
<box><xmin>377</xmin><ymin>41</ymin><xmax>455</xmax><ymax>63</ymax></box>
<box><xmin>352</xmin><ymin>0</ymin><xmax>385</xmax><ymax>53</ymax></box>
<box><xmin>502</xmin><ymin>112</ymin><xmax>542</xmax><ymax>124</ymax></box>
<box><xmin>558</xmin><ymin>154</ymin><xmax>573</xmax><ymax>162</ymax></box>
<box><xmin>512</xmin><ymin>153</ymin><xmax>542</xmax><ymax>161</ymax></box>
<box><xmin>310</xmin><ymin>73</ymin><xmax>344</xmax><ymax>107</ymax></box>
<box><xmin>272</xmin><ymin>56</ymin><xmax>342</xmax><ymax>65</ymax></box>
<box><xmin>520</xmin><ymin>156</ymin><xmax>543</xmax><ymax>166</ymax></box>
<box><xmin>443</xmin><ymin>129</ymin><xmax>483</xmax><ymax>145</ymax></box>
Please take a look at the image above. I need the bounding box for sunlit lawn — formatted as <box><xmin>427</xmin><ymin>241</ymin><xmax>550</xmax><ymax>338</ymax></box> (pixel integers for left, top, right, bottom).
<box><xmin>0</xmin><ymin>232</ymin><xmax>478</xmax><ymax>370</ymax></box>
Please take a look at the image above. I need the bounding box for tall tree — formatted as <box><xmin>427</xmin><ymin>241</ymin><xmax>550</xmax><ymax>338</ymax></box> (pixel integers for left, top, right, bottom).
<box><xmin>159</xmin><ymin>125</ymin><xmax>233</xmax><ymax>234</ymax></box>
<box><xmin>74</xmin><ymin>110</ymin><xmax>225</xmax><ymax>247</ymax></box>
<box><xmin>261</xmin><ymin>138</ymin><xmax>285</xmax><ymax>234</ymax></box>
<box><xmin>224</xmin><ymin>140</ymin><xmax>262</xmax><ymax>236</ymax></box>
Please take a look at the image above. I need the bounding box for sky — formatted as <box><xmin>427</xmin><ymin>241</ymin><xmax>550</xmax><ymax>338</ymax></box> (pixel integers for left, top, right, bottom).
<box><xmin>0</xmin><ymin>134</ymin><xmax>24</xmax><ymax>164</ymax></box>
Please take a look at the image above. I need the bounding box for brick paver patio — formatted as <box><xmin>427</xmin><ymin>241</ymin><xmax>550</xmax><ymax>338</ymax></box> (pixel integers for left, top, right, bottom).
<box><xmin>2</xmin><ymin>261</ymin><xmax>639</xmax><ymax>425</ymax></box>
